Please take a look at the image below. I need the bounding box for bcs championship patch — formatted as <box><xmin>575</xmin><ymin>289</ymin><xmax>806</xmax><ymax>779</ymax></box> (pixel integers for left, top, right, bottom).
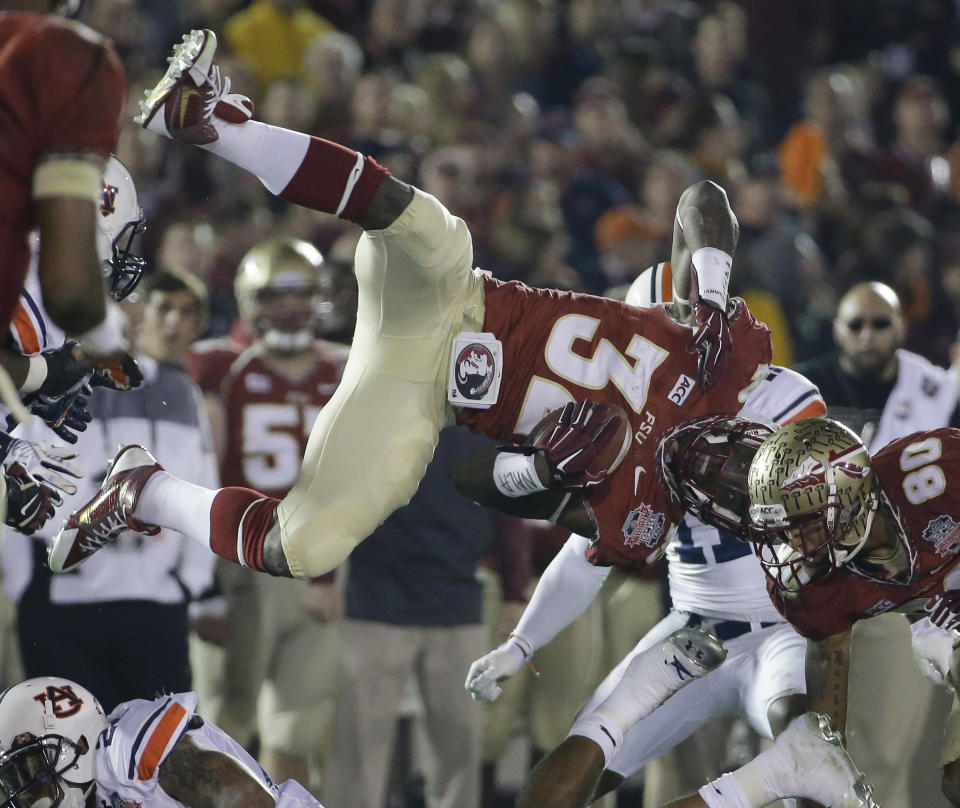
<box><xmin>448</xmin><ymin>332</ymin><xmax>503</xmax><ymax>409</ymax></box>
<box><xmin>622</xmin><ymin>503</ymin><xmax>666</xmax><ymax>549</ymax></box>
<box><xmin>922</xmin><ymin>514</ymin><xmax>960</xmax><ymax>557</ymax></box>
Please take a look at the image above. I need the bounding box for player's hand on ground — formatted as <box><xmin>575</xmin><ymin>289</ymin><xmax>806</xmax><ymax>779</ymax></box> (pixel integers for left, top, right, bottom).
<box><xmin>304</xmin><ymin>580</ymin><xmax>343</xmax><ymax>623</ymax></box>
<box><xmin>88</xmin><ymin>352</ymin><xmax>144</xmax><ymax>392</ymax></box>
<box><xmin>525</xmin><ymin>400</ymin><xmax>627</xmax><ymax>489</ymax></box>
<box><xmin>0</xmin><ymin>433</ymin><xmax>84</xmax><ymax>496</ymax></box>
<box><xmin>926</xmin><ymin>590</ymin><xmax>960</xmax><ymax>632</ymax></box>
<box><xmin>465</xmin><ymin>635</ymin><xmax>531</xmax><ymax>701</ymax></box>
<box><xmin>4</xmin><ymin>463</ymin><xmax>62</xmax><ymax>534</ymax></box>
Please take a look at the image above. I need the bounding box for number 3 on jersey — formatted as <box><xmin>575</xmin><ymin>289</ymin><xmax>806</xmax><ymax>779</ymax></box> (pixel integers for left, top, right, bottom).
<box><xmin>514</xmin><ymin>314</ymin><xmax>669</xmax><ymax>434</ymax></box>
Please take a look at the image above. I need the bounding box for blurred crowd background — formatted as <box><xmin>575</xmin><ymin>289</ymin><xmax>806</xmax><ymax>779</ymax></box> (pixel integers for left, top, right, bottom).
<box><xmin>9</xmin><ymin>1</ymin><xmax>960</xmax><ymax>807</ymax></box>
<box><xmin>107</xmin><ymin>0</ymin><xmax>960</xmax><ymax>368</ymax></box>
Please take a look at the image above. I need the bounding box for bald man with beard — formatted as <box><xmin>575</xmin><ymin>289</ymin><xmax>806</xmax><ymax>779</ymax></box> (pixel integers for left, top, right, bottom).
<box><xmin>795</xmin><ymin>280</ymin><xmax>960</xmax><ymax>807</ymax></box>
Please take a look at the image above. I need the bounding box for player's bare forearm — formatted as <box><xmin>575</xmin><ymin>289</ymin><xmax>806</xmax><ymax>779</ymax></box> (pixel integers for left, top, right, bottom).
<box><xmin>669</xmin><ymin>180</ymin><xmax>738</xmax><ymax>309</ymax></box>
<box><xmin>158</xmin><ymin>733</ymin><xmax>275</xmax><ymax>808</ymax></box>
<box><xmin>516</xmin><ymin>736</ymin><xmax>605</xmax><ymax>808</ymax></box>
<box><xmin>451</xmin><ymin>447</ymin><xmax>595</xmax><ymax>535</ymax></box>
<box><xmin>805</xmin><ymin>630</ymin><xmax>852</xmax><ymax>737</ymax></box>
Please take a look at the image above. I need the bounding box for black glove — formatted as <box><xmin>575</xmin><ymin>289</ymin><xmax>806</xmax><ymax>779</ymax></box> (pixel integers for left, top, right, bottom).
<box><xmin>36</xmin><ymin>341</ymin><xmax>91</xmax><ymax>398</ymax></box>
<box><xmin>21</xmin><ymin>385</ymin><xmax>93</xmax><ymax>444</ymax></box>
<box><xmin>4</xmin><ymin>462</ymin><xmax>61</xmax><ymax>534</ymax></box>
<box><xmin>89</xmin><ymin>353</ymin><xmax>144</xmax><ymax>392</ymax></box>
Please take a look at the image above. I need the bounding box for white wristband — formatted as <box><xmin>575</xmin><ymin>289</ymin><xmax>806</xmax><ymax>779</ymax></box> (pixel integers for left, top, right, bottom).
<box><xmin>75</xmin><ymin>304</ymin><xmax>127</xmax><ymax>357</ymax></box>
<box><xmin>691</xmin><ymin>247</ymin><xmax>732</xmax><ymax>309</ymax></box>
<box><xmin>493</xmin><ymin>452</ymin><xmax>547</xmax><ymax>498</ymax></box>
<box><xmin>19</xmin><ymin>355</ymin><xmax>47</xmax><ymax>394</ymax></box>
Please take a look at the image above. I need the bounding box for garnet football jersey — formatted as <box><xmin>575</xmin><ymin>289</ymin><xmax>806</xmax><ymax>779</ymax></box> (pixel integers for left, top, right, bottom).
<box><xmin>771</xmin><ymin>428</ymin><xmax>960</xmax><ymax>640</ymax></box>
<box><xmin>458</xmin><ymin>277</ymin><xmax>773</xmax><ymax>568</ymax></box>
<box><xmin>0</xmin><ymin>12</ymin><xmax>126</xmax><ymax>334</ymax></box>
<box><xmin>218</xmin><ymin>347</ymin><xmax>345</xmax><ymax>499</ymax></box>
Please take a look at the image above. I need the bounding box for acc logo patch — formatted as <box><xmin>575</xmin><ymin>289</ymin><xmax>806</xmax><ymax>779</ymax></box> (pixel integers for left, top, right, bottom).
<box><xmin>622</xmin><ymin>503</ymin><xmax>666</xmax><ymax>549</ymax></box>
<box><xmin>922</xmin><ymin>515</ymin><xmax>960</xmax><ymax>557</ymax></box>
<box><xmin>447</xmin><ymin>332</ymin><xmax>503</xmax><ymax>410</ymax></box>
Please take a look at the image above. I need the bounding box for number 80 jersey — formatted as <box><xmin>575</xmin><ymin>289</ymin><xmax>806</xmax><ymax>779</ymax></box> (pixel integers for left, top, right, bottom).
<box><xmin>458</xmin><ymin>277</ymin><xmax>773</xmax><ymax>568</ymax></box>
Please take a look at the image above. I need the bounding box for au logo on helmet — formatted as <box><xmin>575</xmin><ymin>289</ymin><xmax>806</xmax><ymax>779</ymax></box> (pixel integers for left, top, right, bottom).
<box><xmin>32</xmin><ymin>684</ymin><xmax>83</xmax><ymax>718</ymax></box>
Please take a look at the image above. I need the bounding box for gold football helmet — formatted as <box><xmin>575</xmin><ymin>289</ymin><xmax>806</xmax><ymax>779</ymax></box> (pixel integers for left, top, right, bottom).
<box><xmin>747</xmin><ymin>417</ymin><xmax>879</xmax><ymax>592</ymax></box>
<box><xmin>234</xmin><ymin>238</ymin><xmax>324</xmax><ymax>352</ymax></box>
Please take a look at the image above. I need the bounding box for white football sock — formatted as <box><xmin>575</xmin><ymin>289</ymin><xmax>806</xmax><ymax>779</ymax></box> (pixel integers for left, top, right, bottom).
<box><xmin>138</xmin><ymin>471</ymin><xmax>218</xmax><ymax>548</ymax></box>
<box><xmin>203</xmin><ymin>119</ymin><xmax>309</xmax><ymax>194</ymax></box>
<box><xmin>698</xmin><ymin>773</ymin><xmax>756</xmax><ymax>808</ymax></box>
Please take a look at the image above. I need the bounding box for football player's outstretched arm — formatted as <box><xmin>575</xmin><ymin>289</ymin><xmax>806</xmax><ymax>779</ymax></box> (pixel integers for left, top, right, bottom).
<box><xmin>158</xmin><ymin>733</ymin><xmax>275</xmax><ymax>808</ymax></box>
<box><xmin>805</xmin><ymin>629</ymin><xmax>852</xmax><ymax>737</ymax></box>
<box><xmin>668</xmin><ymin>179</ymin><xmax>739</xmax><ymax>315</ymax></box>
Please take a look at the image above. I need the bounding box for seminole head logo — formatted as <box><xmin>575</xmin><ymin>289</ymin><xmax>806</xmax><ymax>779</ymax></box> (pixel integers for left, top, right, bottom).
<box><xmin>455</xmin><ymin>344</ymin><xmax>495</xmax><ymax>400</ymax></box>
<box><xmin>779</xmin><ymin>446</ymin><xmax>870</xmax><ymax>492</ymax></box>
<box><xmin>100</xmin><ymin>183</ymin><xmax>119</xmax><ymax>217</ymax></box>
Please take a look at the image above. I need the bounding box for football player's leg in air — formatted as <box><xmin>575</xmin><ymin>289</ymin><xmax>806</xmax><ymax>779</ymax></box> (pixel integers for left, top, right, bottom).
<box><xmin>47</xmin><ymin>28</ymin><xmax>488</xmax><ymax>580</ymax></box>
<box><xmin>49</xmin><ymin>28</ymin><xmax>748</xmax><ymax>583</ymax></box>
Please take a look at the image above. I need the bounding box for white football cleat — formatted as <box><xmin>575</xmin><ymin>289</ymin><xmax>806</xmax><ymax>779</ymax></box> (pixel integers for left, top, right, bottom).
<box><xmin>135</xmin><ymin>29</ymin><xmax>253</xmax><ymax>144</ymax></box>
<box><xmin>48</xmin><ymin>445</ymin><xmax>163</xmax><ymax>574</ymax></box>
<box><xmin>776</xmin><ymin>712</ymin><xmax>880</xmax><ymax>808</ymax></box>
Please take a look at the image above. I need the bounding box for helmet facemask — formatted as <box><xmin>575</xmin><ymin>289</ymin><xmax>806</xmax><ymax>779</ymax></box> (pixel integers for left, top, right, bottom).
<box><xmin>747</xmin><ymin>417</ymin><xmax>880</xmax><ymax>594</ymax></box>
<box><xmin>0</xmin><ymin>734</ymin><xmax>92</xmax><ymax>808</ymax></box>
<box><xmin>97</xmin><ymin>157</ymin><xmax>147</xmax><ymax>301</ymax></box>
<box><xmin>656</xmin><ymin>414</ymin><xmax>775</xmax><ymax>537</ymax></box>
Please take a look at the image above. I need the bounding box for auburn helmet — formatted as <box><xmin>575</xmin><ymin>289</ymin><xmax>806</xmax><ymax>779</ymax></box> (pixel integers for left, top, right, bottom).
<box><xmin>235</xmin><ymin>238</ymin><xmax>324</xmax><ymax>352</ymax></box>
<box><xmin>0</xmin><ymin>678</ymin><xmax>106</xmax><ymax>808</ymax></box>
<box><xmin>657</xmin><ymin>415</ymin><xmax>775</xmax><ymax>536</ymax></box>
<box><xmin>747</xmin><ymin>417</ymin><xmax>880</xmax><ymax>593</ymax></box>
<box><xmin>97</xmin><ymin>156</ymin><xmax>147</xmax><ymax>301</ymax></box>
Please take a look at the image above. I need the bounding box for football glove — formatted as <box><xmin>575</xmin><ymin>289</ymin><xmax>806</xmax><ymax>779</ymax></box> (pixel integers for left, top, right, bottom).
<box><xmin>505</xmin><ymin>401</ymin><xmax>625</xmax><ymax>489</ymax></box>
<box><xmin>89</xmin><ymin>353</ymin><xmax>144</xmax><ymax>392</ymax></box>
<box><xmin>911</xmin><ymin>617</ymin><xmax>957</xmax><ymax>690</ymax></box>
<box><xmin>34</xmin><ymin>341</ymin><xmax>91</xmax><ymax>398</ymax></box>
<box><xmin>4</xmin><ymin>463</ymin><xmax>62</xmax><ymax>534</ymax></box>
<box><xmin>0</xmin><ymin>433</ymin><xmax>84</xmax><ymax>496</ymax></box>
<box><xmin>687</xmin><ymin>266</ymin><xmax>733</xmax><ymax>390</ymax></box>
<box><xmin>464</xmin><ymin>635</ymin><xmax>531</xmax><ymax>701</ymax></box>
<box><xmin>926</xmin><ymin>590</ymin><xmax>960</xmax><ymax>632</ymax></box>
<box><xmin>19</xmin><ymin>384</ymin><xmax>93</xmax><ymax>444</ymax></box>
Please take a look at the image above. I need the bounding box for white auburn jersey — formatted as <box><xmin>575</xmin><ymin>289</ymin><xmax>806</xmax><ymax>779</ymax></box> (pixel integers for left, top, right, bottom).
<box><xmin>625</xmin><ymin>264</ymin><xmax>827</xmax><ymax>621</ymax></box>
<box><xmin>94</xmin><ymin>692</ymin><xmax>322</xmax><ymax>808</ymax></box>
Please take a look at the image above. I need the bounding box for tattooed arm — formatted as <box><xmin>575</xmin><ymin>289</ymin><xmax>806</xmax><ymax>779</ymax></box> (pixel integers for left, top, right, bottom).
<box><xmin>158</xmin><ymin>733</ymin><xmax>275</xmax><ymax>808</ymax></box>
<box><xmin>805</xmin><ymin>629</ymin><xmax>852</xmax><ymax>737</ymax></box>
